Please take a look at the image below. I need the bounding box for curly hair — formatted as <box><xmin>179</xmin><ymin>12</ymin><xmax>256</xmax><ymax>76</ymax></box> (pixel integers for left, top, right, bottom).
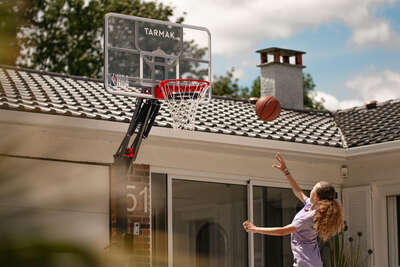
<box><xmin>313</xmin><ymin>181</ymin><xmax>344</xmax><ymax>241</ymax></box>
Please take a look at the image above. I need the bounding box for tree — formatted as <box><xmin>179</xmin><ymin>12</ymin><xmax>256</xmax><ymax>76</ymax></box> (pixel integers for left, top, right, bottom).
<box><xmin>212</xmin><ymin>67</ymin><xmax>250</xmax><ymax>98</ymax></box>
<box><xmin>303</xmin><ymin>73</ymin><xmax>325</xmax><ymax>110</ymax></box>
<box><xmin>223</xmin><ymin>73</ymin><xmax>325</xmax><ymax>109</ymax></box>
<box><xmin>0</xmin><ymin>0</ymin><xmax>36</xmax><ymax>65</ymax></box>
<box><xmin>4</xmin><ymin>0</ymin><xmax>189</xmax><ymax>78</ymax></box>
<box><xmin>249</xmin><ymin>76</ymin><xmax>260</xmax><ymax>98</ymax></box>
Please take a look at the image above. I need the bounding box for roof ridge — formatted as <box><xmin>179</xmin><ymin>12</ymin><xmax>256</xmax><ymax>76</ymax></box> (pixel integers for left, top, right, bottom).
<box><xmin>0</xmin><ymin>64</ymin><xmax>103</xmax><ymax>83</ymax></box>
<box><xmin>331</xmin><ymin>116</ymin><xmax>348</xmax><ymax>149</ymax></box>
<box><xmin>334</xmin><ymin>98</ymin><xmax>400</xmax><ymax>113</ymax></box>
<box><xmin>213</xmin><ymin>95</ymin><xmax>333</xmax><ymax>115</ymax></box>
<box><xmin>212</xmin><ymin>95</ymin><xmax>250</xmax><ymax>102</ymax></box>
<box><xmin>283</xmin><ymin>107</ymin><xmax>333</xmax><ymax>115</ymax></box>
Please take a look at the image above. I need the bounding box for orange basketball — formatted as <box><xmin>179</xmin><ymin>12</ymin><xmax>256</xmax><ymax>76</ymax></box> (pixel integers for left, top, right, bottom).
<box><xmin>255</xmin><ymin>96</ymin><xmax>281</xmax><ymax>122</ymax></box>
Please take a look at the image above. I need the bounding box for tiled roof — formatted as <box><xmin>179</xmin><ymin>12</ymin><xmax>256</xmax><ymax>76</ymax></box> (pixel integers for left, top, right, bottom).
<box><xmin>0</xmin><ymin>65</ymin><xmax>346</xmax><ymax>148</ymax></box>
<box><xmin>334</xmin><ymin>100</ymin><xmax>400</xmax><ymax>148</ymax></box>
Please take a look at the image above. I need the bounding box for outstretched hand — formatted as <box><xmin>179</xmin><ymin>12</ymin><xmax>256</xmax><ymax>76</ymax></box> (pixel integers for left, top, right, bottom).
<box><xmin>242</xmin><ymin>220</ymin><xmax>256</xmax><ymax>232</ymax></box>
<box><xmin>272</xmin><ymin>152</ymin><xmax>287</xmax><ymax>172</ymax></box>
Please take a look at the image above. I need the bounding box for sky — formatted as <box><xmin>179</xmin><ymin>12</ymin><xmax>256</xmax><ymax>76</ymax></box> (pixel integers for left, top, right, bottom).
<box><xmin>157</xmin><ymin>0</ymin><xmax>400</xmax><ymax>110</ymax></box>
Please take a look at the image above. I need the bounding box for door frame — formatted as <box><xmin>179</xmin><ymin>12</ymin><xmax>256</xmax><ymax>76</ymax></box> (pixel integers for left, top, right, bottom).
<box><xmin>372</xmin><ymin>182</ymin><xmax>400</xmax><ymax>267</ymax></box>
<box><xmin>167</xmin><ymin>174</ymin><xmax>248</xmax><ymax>267</ymax></box>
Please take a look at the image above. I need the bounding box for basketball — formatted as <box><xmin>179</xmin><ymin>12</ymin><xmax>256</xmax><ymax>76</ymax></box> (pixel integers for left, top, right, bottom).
<box><xmin>255</xmin><ymin>96</ymin><xmax>281</xmax><ymax>122</ymax></box>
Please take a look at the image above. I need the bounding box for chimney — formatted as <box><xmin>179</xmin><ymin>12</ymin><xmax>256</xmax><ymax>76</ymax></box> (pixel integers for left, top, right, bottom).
<box><xmin>256</xmin><ymin>47</ymin><xmax>306</xmax><ymax>110</ymax></box>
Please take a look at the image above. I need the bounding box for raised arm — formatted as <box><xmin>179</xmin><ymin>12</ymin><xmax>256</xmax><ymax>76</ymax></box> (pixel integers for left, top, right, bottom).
<box><xmin>272</xmin><ymin>152</ymin><xmax>307</xmax><ymax>203</ymax></box>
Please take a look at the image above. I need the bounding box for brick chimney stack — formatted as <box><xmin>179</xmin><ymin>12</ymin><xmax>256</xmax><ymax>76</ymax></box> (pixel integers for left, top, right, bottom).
<box><xmin>256</xmin><ymin>47</ymin><xmax>306</xmax><ymax>110</ymax></box>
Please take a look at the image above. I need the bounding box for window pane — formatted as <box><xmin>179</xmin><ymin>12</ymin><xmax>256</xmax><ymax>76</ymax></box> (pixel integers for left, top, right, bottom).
<box><xmin>253</xmin><ymin>186</ymin><xmax>305</xmax><ymax>267</ymax></box>
<box><xmin>172</xmin><ymin>180</ymin><xmax>248</xmax><ymax>267</ymax></box>
<box><xmin>151</xmin><ymin>173</ymin><xmax>168</xmax><ymax>267</ymax></box>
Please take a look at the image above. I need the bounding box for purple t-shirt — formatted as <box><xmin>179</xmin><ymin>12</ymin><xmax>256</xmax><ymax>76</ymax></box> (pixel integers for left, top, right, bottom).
<box><xmin>291</xmin><ymin>197</ymin><xmax>322</xmax><ymax>267</ymax></box>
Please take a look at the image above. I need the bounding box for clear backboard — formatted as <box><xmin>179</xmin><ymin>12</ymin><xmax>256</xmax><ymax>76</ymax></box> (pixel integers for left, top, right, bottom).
<box><xmin>104</xmin><ymin>13</ymin><xmax>212</xmax><ymax>101</ymax></box>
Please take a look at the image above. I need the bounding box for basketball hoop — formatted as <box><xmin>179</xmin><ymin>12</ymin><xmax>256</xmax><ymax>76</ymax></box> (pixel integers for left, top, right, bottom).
<box><xmin>156</xmin><ymin>79</ymin><xmax>210</xmax><ymax>131</ymax></box>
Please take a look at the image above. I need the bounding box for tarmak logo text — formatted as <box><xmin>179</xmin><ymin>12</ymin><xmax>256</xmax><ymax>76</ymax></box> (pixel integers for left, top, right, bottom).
<box><xmin>144</xmin><ymin>27</ymin><xmax>175</xmax><ymax>39</ymax></box>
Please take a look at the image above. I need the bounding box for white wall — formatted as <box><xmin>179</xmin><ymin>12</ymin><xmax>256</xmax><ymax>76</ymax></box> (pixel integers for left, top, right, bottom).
<box><xmin>343</xmin><ymin>150</ymin><xmax>400</xmax><ymax>186</ymax></box>
<box><xmin>0</xmin><ymin>156</ymin><xmax>110</xmax><ymax>251</ymax></box>
<box><xmin>3</xmin><ymin>109</ymin><xmax>400</xmax><ymax>266</ymax></box>
<box><xmin>0</xmin><ymin>109</ymin><xmax>346</xmax><ymax>186</ymax></box>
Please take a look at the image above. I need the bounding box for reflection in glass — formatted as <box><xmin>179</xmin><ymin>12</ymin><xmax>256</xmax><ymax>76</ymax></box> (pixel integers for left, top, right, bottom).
<box><xmin>108</xmin><ymin>49</ymin><xmax>139</xmax><ymax>78</ymax></box>
<box><xmin>108</xmin><ymin>17</ymin><xmax>136</xmax><ymax>49</ymax></box>
<box><xmin>151</xmin><ymin>173</ymin><xmax>168</xmax><ymax>267</ymax></box>
<box><xmin>173</xmin><ymin>180</ymin><xmax>248</xmax><ymax>267</ymax></box>
<box><xmin>253</xmin><ymin>187</ymin><xmax>306</xmax><ymax>267</ymax></box>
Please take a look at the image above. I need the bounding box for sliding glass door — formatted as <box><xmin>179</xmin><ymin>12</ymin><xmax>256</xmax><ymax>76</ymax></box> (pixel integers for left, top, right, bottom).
<box><xmin>388</xmin><ymin>195</ymin><xmax>400</xmax><ymax>267</ymax></box>
<box><xmin>172</xmin><ymin>179</ymin><xmax>248</xmax><ymax>267</ymax></box>
<box><xmin>151</xmin><ymin>173</ymin><xmax>311</xmax><ymax>267</ymax></box>
<box><xmin>253</xmin><ymin>186</ymin><xmax>305</xmax><ymax>267</ymax></box>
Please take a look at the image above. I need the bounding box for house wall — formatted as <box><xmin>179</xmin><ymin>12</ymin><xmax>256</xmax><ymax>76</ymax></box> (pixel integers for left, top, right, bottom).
<box><xmin>110</xmin><ymin>163</ymin><xmax>151</xmax><ymax>265</ymax></box>
<box><xmin>342</xmin><ymin>150</ymin><xmax>400</xmax><ymax>267</ymax></box>
<box><xmin>2</xmin><ymin>110</ymin><xmax>400</xmax><ymax>267</ymax></box>
<box><xmin>0</xmin><ymin>110</ymin><xmax>346</xmax><ymax>186</ymax></box>
<box><xmin>0</xmin><ymin>110</ymin><xmax>111</xmax><ymax>253</ymax></box>
<box><xmin>344</xmin><ymin>150</ymin><xmax>400</xmax><ymax>186</ymax></box>
<box><xmin>0</xmin><ymin>155</ymin><xmax>110</xmax><ymax>251</ymax></box>
<box><xmin>138</xmin><ymin>133</ymin><xmax>346</xmax><ymax>187</ymax></box>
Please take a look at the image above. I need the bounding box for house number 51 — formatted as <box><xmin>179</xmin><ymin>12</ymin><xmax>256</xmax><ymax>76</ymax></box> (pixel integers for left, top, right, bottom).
<box><xmin>126</xmin><ymin>185</ymin><xmax>148</xmax><ymax>213</ymax></box>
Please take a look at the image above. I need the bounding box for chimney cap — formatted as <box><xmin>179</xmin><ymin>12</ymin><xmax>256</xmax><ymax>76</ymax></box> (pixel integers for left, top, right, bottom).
<box><xmin>249</xmin><ymin>97</ymin><xmax>259</xmax><ymax>104</ymax></box>
<box><xmin>256</xmin><ymin>47</ymin><xmax>306</xmax><ymax>56</ymax></box>
<box><xmin>366</xmin><ymin>100</ymin><xmax>377</xmax><ymax>109</ymax></box>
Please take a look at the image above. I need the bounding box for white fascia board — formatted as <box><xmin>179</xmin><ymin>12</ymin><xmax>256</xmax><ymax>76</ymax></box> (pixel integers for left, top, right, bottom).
<box><xmin>0</xmin><ymin>109</ymin><xmax>127</xmax><ymax>133</ymax></box>
<box><xmin>149</xmin><ymin>126</ymin><xmax>345</xmax><ymax>159</ymax></box>
<box><xmin>2</xmin><ymin>109</ymin><xmax>400</xmax><ymax>158</ymax></box>
<box><xmin>344</xmin><ymin>140</ymin><xmax>400</xmax><ymax>158</ymax></box>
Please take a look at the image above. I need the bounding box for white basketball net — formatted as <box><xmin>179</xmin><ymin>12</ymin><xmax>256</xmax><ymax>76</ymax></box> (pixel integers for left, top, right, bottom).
<box><xmin>158</xmin><ymin>79</ymin><xmax>210</xmax><ymax>131</ymax></box>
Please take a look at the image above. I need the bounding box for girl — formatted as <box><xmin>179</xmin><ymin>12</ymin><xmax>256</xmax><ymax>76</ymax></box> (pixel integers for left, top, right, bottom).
<box><xmin>243</xmin><ymin>153</ymin><xmax>344</xmax><ymax>267</ymax></box>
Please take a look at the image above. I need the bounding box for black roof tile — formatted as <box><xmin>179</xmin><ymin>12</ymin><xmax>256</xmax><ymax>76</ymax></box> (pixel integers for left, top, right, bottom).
<box><xmin>0</xmin><ymin>65</ymin><xmax>371</xmax><ymax>148</ymax></box>
<box><xmin>333</xmin><ymin>100</ymin><xmax>400</xmax><ymax>148</ymax></box>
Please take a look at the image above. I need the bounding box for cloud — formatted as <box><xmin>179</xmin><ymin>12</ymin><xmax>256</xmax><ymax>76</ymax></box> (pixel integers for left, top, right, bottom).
<box><xmin>240</xmin><ymin>59</ymin><xmax>258</xmax><ymax>67</ymax></box>
<box><xmin>314</xmin><ymin>69</ymin><xmax>400</xmax><ymax>110</ymax></box>
<box><xmin>232</xmin><ymin>68</ymin><xmax>245</xmax><ymax>80</ymax></box>
<box><xmin>346</xmin><ymin>69</ymin><xmax>400</xmax><ymax>101</ymax></box>
<box><xmin>158</xmin><ymin>0</ymin><xmax>400</xmax><ymax>56</ymax></box>
<box><xmin>349</xmin><ymin>19</ymin><xmax>400</xmax><ymax>48</ymax></box>
<box><xmin>314</xmin><ymin>91</ymin><xmax>363</xmax><ymax>111</ymax></box>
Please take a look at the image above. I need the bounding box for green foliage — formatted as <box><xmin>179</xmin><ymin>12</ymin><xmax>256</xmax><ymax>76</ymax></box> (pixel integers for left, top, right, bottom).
<box><xmin>213</xmin><ymin>72</ymin><xmax>325</xmax><ymax>109</ymax></box>
<box><xmin>4</xmin><ymin>0</ymin><xmax>186</xmax><ymax>78</ymax></box>
<box><xmin>303</xmin><ymin>73</ymin><xmax>325</xmax><ymax>110</ymax></box>
<box><xmin>320</xmin><ymin>222</ymin><xmax>371</xmax><ymax>267</ymax></box>
<box><xmin>249</xmin><ymin>76</ymin><xmax>261</xmax><ymax>97</ymax></box>
<box><xmin>0</xmin><ymin>0</ymin><xmax>36</xmax><ymax>65</ymax></box>
<box><xmin>212</xmin><ymin>67</ymin><xmax>250</xmax><ymax>98</ymax></box>
<box><xmin>321</xmin><ymin>228</ymin><xmax>348</xmax><ymax>267</ymax></box>
<box><xmin>0</xmin><ymin>240</ymin><xmax>100</xmax><ymax>267</ymax></box>
<box><xmin>180</xmin><ymin>40</ymin><xmax>209</xmax><ymax>80</ymax></box>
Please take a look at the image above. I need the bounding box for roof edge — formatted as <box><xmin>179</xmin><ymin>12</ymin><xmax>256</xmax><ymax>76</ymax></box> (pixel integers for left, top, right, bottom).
<box><xmin>212</xmin><ymin>95</ymin><xmax>333</xmax><ymax>114</ymax></box>
<box><xmin>334</xmin><ymin>98</ymin><xmax>400</xmax><ymax>114</ymax></box>
<box><xmin>345</xmin><ymin>139</ymin><xmax>400</xmax><ymax>158</ymax></box>
<box><xmin>2</xmin><ymin>109</ymin><xmax>400</xmax><ymax>158</ymax></box>
<box><xmin>0</xmin><ymin>64</ymin><xmax>103</xmax><ymax>83</ymax></box>
<box><xmin>0</xmin><ymin>109</ymin><xmax>345</xmax><ymax>159</ymax></box>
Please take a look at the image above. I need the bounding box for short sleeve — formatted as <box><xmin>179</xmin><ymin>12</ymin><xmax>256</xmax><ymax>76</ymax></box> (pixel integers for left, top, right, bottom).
<box><xmin>303</xmin><ymin>197</ymin><xmax>310</xmax><ymax>206</ymax></box>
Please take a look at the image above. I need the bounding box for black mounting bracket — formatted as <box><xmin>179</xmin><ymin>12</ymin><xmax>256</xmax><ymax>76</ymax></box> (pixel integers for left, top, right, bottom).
<box><xmin>113</xmin><ymin>98</ymin><xmax>160</xmax><ymax>234</ymax></box>
<box><xmin>114</xmin><ymin>98</ymin><xmax>161</xmax><ymax>166</ymax></box>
